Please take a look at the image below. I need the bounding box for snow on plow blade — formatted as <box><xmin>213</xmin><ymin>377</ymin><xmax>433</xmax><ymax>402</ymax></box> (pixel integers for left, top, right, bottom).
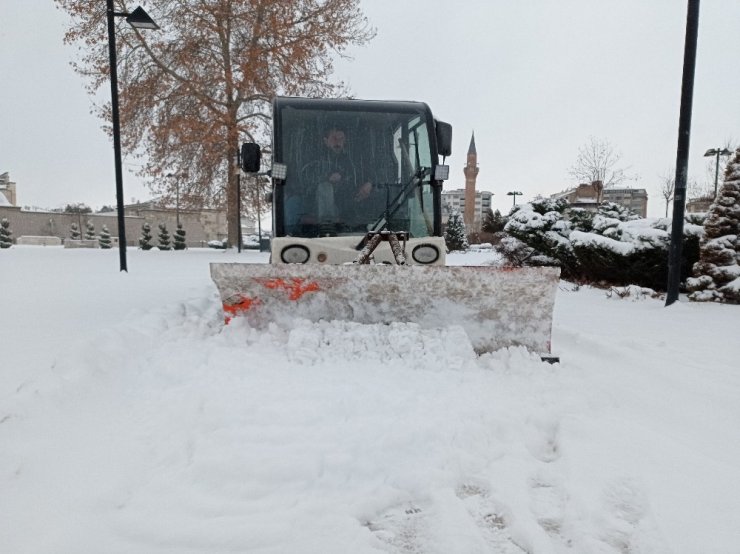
<box><xmin>210</xmin><ymin>264</ymin><xmax>560</xmax><ymax>356</ymax></box>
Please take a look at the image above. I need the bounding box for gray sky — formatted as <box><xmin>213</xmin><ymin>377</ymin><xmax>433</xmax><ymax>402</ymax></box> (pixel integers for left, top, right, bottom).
<box><xmin>2</xmin><ymin>1</ymin><xmax>739</xmax><ymax>217</ymax></box>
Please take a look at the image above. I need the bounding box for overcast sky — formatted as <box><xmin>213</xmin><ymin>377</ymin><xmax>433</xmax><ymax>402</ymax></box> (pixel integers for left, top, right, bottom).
<box><xmin>2</xmin><ymin>1</ymin><xmax>739</xmax><ymax>217</ymax></box>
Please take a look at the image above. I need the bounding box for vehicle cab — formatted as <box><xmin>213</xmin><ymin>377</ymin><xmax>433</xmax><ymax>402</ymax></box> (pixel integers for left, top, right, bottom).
<box><xmin>241</xmin><ymin>97</ymin><xmax>452</xmax><ymax>265</ymax></box>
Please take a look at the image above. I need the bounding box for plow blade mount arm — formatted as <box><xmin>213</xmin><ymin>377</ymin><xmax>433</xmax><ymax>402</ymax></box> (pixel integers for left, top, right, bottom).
<box><xmin>210</xmin><ymin>264</ymin><xmax>560</xmax><ymax>357</ymax></box>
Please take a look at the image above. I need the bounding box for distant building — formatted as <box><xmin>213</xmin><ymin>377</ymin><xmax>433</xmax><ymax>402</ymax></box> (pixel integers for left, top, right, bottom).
<box><xmin>442</xmin><ymin>189</ymin><xmax>493</xmax><ymax>229</ymax></box>
<box><xmin>686</xmin><ymin>196</ymin><xmax>713</xmax><ymax>214</ymax></box>
<box><xmin>551</xmin><ymin>181</ymin><xmax>648</xmax><ymax>218</ymax></box>
<box><xmin>0</xmin><ymin>172</ymin><xmax>17</xmax><ymax>206</ymax></box>
<box><xmin>551</xmin><ymin>181</ymin><xmax>604</xmax><ymax>209</ymax></box>
<box><xmin>602</xmin><ymin>187</ymin><xmax>648</xmax><ymax>218</ymax></box>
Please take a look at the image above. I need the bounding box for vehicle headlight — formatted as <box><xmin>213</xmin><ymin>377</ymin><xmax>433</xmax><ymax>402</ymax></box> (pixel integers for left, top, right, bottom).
<box><xmin>412</xmin><ymin>244</ymin><xmax>440</xmax><ymax>264</ymax></box>
<box><xmin>280</xmin><ymin>245</ymin><xmax>310</xmax><ymax>264</ymax></box>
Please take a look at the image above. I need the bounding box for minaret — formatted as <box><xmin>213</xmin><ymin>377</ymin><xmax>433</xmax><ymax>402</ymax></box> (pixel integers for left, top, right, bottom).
<box><xmin>462</xmin><ymin>132</ymin><xmax>479</xmax><ymax>231</ymax></box>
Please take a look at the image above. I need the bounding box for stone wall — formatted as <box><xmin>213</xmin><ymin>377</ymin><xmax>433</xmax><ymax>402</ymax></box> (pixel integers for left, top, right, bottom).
<box><xmin>0</xmin><ymin>207</ymin><xmax>145</xmax><ymax>245</ymax></box>
<box><xmin>123</xmin><ymin>205</ymin><xmax>226</xmax><ymax>246</ymax></box>
<box><xmin>0</xmin><ymin>205</ymin><xmax>227</xmax><ymax>247</ymax></box>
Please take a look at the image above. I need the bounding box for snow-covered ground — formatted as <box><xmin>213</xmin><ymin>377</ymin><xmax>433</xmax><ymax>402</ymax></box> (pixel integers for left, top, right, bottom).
<box><xmin>1</xmin><ymin>246</ymin><xmax>738</xmax><ymax>553</ymax></box>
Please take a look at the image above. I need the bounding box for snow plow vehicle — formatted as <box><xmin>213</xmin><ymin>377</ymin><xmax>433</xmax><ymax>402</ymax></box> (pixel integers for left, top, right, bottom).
<box><xmin>210</xmin><ymin>97</ymin><xmax>560</xmax><ymax>359</ymax></box>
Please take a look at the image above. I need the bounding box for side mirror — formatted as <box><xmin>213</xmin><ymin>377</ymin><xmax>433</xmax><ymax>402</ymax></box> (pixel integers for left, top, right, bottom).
<box><xmin>240</xmin><ymin>142</ymin><xmax>261</xmax><ymax>173</ymax></box>
<box><xmin>435</xmin><ymin>121</ymin><xmax>452</xmax><ymax>158</ymax></box>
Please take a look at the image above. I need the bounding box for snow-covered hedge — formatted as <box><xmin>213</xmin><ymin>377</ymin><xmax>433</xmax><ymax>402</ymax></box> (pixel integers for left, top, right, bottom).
<box><xmin>502</xmin><ymin>199</ymin><xmax>702</xmax><ymax>290</ymax></box>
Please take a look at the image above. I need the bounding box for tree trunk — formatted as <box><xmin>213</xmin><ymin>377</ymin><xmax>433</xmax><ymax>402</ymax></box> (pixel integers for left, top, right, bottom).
<box><xmin>227</xmin><ymin>146</ymin><xmax>239</xmax><ymax>247</ymax></box>
<box><xmin>226</xmin><ymin>120</ymin><xmax>240</xmax><ymax>247</ymax></box>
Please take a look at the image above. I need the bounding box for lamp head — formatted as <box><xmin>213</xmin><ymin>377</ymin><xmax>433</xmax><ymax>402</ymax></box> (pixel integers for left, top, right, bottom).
<box><xmin>705</xmin><ymin>148</ymin><xmax>733</xmax><ymax>157</ymax></box>
<box><xmin>126</xmin><ymin>7</ymin><xmax>159</xmax><ymax>30</ymax></box>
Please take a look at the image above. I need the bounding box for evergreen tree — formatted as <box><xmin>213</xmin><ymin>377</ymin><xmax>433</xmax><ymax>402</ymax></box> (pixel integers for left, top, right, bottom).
<box><xmin>69</xmin><ymin>222</ymin><xmax>81</xmax><ymax>240</ymax></box>
<box><xmin>444</xmin><ymin>212</ymin><xmax>469</xmax><ymax>252</ymax></box>
<box><xmin>482</xmin><ymin>208</ymin><xmax>507</xmax><ymax>233</ymax></box>
<box><xmin>0</xmin><ymin>218</ymin><xmax>13</xmax><ymax>248</ymax></box>
<box><xmin>157</xmin><ymin>223</ymin><xmax>172</xmax><ymax>250</ymax></box>
<box><xmin>173</xmin><ymin>223</ymin><xmax>187</xmax><ymax>250</ymax></box>
<box><xmin>481</xmin><ymin>208</ymin><xmax>495</xmax><ymax>233</ymax></box>
<box><xmin>687</xmin><ymin>147</ymin><xmax>740</xmax><ymax>303</ymax></box>
<box><xmin>139</xmin><ymin>222</ymin><xmax>154</xmax><ymax>250</ymax></box>
<box><xmin>84</xmin><ymin>220</ymin><xmax>96</xmax><ymax>240</ymax></box>
<box><xmin>98</xmin><ymin>224</ymin><xmax>112</xmax><ymax>249</ymax></box>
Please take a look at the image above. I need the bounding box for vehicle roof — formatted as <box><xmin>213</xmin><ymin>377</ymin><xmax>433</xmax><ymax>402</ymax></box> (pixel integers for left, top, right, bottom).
<box><xmin>274</xmin><ymin>96</ymin><xmax>431</xmax><ymax>115</ymax></box>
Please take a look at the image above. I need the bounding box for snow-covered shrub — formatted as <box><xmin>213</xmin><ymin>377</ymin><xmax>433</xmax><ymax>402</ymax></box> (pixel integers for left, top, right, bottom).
<box><xmin>444</xmin><ymin>212</ymin><xmax>468</xmax><ymax>252</ymax></box>
<box><xmin>0</xmin><ymin>218</ymin><xmax>12</xmax><ymax>248</ymax></box>
<box><xmin>606</xmin><ymin>285</ymin><xmax>663</xmax><ymax>301</ymax></box>
<box><xmin>496</xmin><ymin>235</ymin><xmax>559</xmax><ymax>268</ymax></box>
<box><xmin>69</xmin><ymin>222</ymin><xmax>81</xmax><ymax>240</ymax></box>
<box><xmin>139</xmin><ymin>222</ymin><xmax>154</xmax><ymax>250</ymax></box>
<box><xmin>157</xmin><ymin>223</ymin><xmax>172</xmax><ymax>251</ymax></box>
<box><xmin>598</xmin><ymin>201</ymin><xmax>641</xmax><ymax>222</ymax></box>
<box><xmin>687</xmin><ymin>148</ymin><xmax>740</xmax><ymax>303</ymax></box>
<box><xmin>505</xmin><ymin>198</ymin><xmax>579</xmax><ymax>274</ymax></box>
<box><xmin>685</xmin><ymin>212</ymin><xmax>707</xmax><ymax>226</ymax></box>
<box><xmin>84</xmin><ymin>220</ymin><xmax>96</xmax><ymax>240</ymax></box>
<box><xmin>207</xmin><ymin>239</ymin><xmax>227</xmax><ymax>249</ymax></box>
<box><xmin>98</xmin><ymin>225</ymin><xmax>112</xmax><ymax>249</ymax></box>
<box><xmin>504</xmin><ymin>199</ymin><xmax>701</xmax><ymax>290</ymax></box>
<box><xmin>173</xmin><ymin>223</ymin><xmax>187</xmax><ymax>250</ymax></box>
<box><xmin>568</xmin><ymin>208</ymin><xmax>595</xmax><ymax>232</ymax></box>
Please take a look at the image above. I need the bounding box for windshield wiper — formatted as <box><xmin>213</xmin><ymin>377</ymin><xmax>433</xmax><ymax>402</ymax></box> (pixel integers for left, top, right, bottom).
<box><xmin>355</xmin><ymin>167</ymin><xmax>430</xmax><ymax>249</ymax></box>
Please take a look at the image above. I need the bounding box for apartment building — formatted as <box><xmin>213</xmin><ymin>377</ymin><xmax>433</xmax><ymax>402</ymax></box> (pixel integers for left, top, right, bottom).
<box><xmin>442</xmin><ymin>188</ymin><xmax>494</xmax><ymax>229</ymax></box>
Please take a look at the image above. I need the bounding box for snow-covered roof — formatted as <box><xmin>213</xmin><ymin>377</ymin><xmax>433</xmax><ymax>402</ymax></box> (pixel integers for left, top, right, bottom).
<box><xmin>0</xmin><ymin>191</ymin><xmax>11</xmax><ymax>207</ymax></box>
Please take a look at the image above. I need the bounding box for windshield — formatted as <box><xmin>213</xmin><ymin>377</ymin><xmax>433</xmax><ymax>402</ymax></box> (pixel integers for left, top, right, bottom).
<box><xmin>277</xmin><ymin>106</ymin><xmax>435</xmax><ymax>238</ymax></box>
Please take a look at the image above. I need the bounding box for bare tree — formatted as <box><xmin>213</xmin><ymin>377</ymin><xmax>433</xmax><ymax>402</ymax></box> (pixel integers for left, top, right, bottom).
<box><xmin>659</xmin><ymin>169</ymin><xmax>675</xmax><ymax>218</ymax></box>
<box><xmin>687</xmin><ymin>176</ymin><xmax>711</xmax><ymax>200</ymax></box>
<box><xmin>55</xmin><ymin>0</ymin><xmax>375</xmax><ymax>246</ymax></box>
<box><xmin>569</xmin><ymin>136</ymin><xmax>629</xmax><ymax>187</ymax></box>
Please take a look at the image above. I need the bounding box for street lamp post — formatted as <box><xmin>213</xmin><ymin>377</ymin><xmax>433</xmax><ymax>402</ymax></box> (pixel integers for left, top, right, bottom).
<box><xmin>106</xmin><ymin>3</ymin><xmax>159</xmax><ymax>271</ymax></box>
<box><xmin>166</xmin><ymin>172</ymin><xmax>188</xmax><ymax>228</ymax></box>
<box><xmin>704</xmin><ymin>147</ymin><xmax>732</xmax><ymax>198</ymax></box>
<box><xmin>666</xmin><ymin>0</ymin><xmax>700</xmax><ymax>307</ymax></box>
<box><xmin>507</xmin><ymin>191</ymin><xmax>523</xmax><ymax>207</ymax></box>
